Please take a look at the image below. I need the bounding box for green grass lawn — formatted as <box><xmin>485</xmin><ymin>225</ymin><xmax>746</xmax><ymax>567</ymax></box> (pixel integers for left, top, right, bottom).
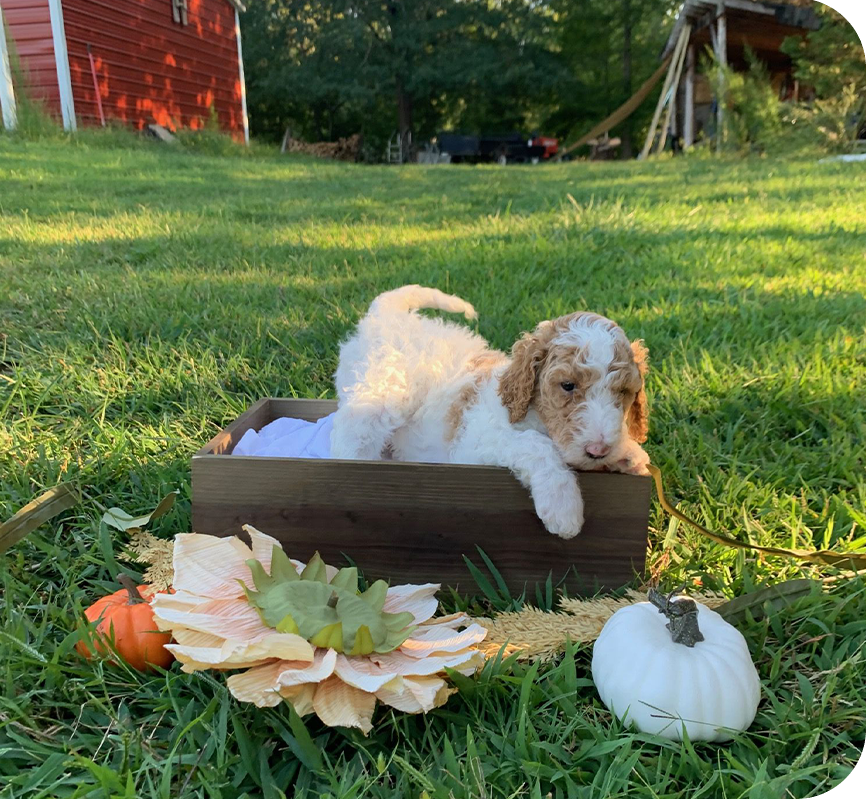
<box><xmin>1</xmin><ymin>135</ymin><xmax>865</xmax><ymax>798</ymax></box>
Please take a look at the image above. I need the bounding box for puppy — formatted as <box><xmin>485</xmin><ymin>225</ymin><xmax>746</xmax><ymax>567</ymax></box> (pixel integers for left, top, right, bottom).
<box><xmin>331</xmin><ymin>285</ymin><xmax>650</xmax><ymax>537</ymax></box>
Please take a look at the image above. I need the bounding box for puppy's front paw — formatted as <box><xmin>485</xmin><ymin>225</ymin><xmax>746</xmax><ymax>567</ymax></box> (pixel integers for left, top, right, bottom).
<box><xmin>611</xmin><ymin>441</ymin><xmax>651</xmax><ymax>476</ymax></box>
<box><xmin>533</xmin><ymin>473</ymin><xmax>585</xmax><ymax>539</ymax></box>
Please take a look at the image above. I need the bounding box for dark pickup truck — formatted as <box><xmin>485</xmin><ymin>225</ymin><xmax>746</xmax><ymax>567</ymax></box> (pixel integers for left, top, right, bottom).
<box><xmin>437</xmin><ymin>132</ymin><xmax>558</xmax><ymax>164</ymax></box>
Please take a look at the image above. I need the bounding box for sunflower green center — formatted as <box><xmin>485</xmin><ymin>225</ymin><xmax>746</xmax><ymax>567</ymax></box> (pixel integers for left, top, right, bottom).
<box><xmin>242</xmin><ymin>547</ymin><xmax>416</xmax><ymax>655</ymax></box>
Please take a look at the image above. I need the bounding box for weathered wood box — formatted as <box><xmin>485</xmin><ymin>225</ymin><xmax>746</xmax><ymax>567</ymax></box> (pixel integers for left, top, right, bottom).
<box><xmin>192</xmin><ymin>398</ymin><xmax>651</xmax><ymax>596</ymax></box>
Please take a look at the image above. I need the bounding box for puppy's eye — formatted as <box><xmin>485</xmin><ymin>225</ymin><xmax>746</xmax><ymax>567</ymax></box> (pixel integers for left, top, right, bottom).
<box><xmin>561</xmin><ymin>382</ymin><xmax>576</xmax><ymax>392</ymax></box>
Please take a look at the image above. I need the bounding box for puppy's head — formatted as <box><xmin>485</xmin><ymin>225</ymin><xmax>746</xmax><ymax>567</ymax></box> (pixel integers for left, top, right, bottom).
<box><xmin>498</xmin><ymin>312</ymin><xmax>648</xmax><ymax>469</ymax></box>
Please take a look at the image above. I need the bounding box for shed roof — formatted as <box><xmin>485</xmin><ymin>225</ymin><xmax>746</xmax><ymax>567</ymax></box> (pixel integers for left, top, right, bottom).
<box><xmin>662</xmin><ymin>0</ymin><xmax>820</xmax><ymax>67</ymax></box>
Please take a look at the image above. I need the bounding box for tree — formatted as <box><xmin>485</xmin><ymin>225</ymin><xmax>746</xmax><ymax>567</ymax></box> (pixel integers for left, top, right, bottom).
<box><xmin>621</xmin><ymin>0</ymin><xmax>633</xmax><ymax>157</ymax></box>
<box><xmin>243</xmin><ymin>1</ymin><xmax>568</xmax><ymax>154</ymax></box>
<box><xmin>241</xmin><ymin>2</ymin><xmax>381</xmax><ymax>145</ymax></box>
<box><xmin>781</xmin><ymin>4</ymin><xmax>865</xmax><ymax>129</ymax></box>
<box><xmin>545</xmin><ymin>0</ymin><xmax>678</xmax><ymax>154</ymax></box>
<box><xmin>240</xmin><ymin>1</ymin><xmax>682</xmax><ymax>157</ymax></box>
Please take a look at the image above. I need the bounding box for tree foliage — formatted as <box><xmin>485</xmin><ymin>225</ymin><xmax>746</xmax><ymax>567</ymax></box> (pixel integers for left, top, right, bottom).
<box><xmin>241</xmin><ymin>0</ymin><xmax>677</xmax><ymax>155</ymax></box>
<box><xmin>780</xmin><ymin>1</ymin><xmax>865</xmax><ymax>98</ymax></box>
<box><xmin>781</xmin><ymin>4</ymin><xmax>866</xmax><ymax>131</ymax></box>
<box><xmin>240</xmin><ymin>1</ymin><xmax>863</xmax><ymax>158</ymax></box>
<box><xmin>549</xmin><ymin>0</ymin><xmax>678</xmax><ymax>155</ymax></box>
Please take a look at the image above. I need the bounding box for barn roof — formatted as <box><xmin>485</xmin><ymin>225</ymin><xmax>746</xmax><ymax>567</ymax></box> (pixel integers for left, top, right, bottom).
<box><xmin>662</xmin><ymin>0</ymin><xmax>820</xmax><ymax>65</ymax></box>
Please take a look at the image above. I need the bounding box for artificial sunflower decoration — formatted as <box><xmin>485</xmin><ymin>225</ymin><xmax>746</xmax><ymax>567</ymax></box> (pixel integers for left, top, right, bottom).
<box><xmin>150</xmin><ymin>526</ymin><xmax>486</xmax><ymax>733</ymax></box>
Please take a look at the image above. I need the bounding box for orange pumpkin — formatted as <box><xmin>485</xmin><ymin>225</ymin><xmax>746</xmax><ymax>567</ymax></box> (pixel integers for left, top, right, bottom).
<box><xmin>76</xmin><ymin>575</ymin><xmax>174</xmax><ymax>672</ymax></box>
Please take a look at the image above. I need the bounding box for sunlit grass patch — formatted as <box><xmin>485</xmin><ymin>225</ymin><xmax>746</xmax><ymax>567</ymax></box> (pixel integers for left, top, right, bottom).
<box><xmin>0</xmin><ymin>139</ymin><xmax>864</xmax><ymax>797</ymax></box>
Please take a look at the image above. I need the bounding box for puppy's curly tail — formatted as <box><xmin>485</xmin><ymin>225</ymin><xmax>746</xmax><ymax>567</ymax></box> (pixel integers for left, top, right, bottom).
<box><xmin>368</xmin><ymin>284</ymin><xmax>477</xmax><ymax>320</ymax></box>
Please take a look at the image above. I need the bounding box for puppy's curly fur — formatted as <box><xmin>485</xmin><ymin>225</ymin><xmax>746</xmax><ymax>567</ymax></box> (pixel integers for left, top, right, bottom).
<box><xmin>331</xmin><ymin>286</ymin><xmax>650</xmax><ymax>538</ymax></box>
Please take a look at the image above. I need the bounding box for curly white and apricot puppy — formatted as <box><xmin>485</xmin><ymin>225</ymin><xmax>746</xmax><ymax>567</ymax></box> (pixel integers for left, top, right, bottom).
<box><xmin>331</xmin><ymin>285</ymin><xmax>650</xmax><ymax>538</ymax></box>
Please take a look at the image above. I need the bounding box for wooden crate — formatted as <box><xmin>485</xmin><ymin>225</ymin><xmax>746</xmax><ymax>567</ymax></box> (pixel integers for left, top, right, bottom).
<box><xmin>192</xmin><ymin>398</ymin><xmax>651</xmax><ymax>596</ymax></box>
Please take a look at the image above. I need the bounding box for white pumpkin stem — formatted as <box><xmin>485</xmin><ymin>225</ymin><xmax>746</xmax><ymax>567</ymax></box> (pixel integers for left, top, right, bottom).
<box><xmin>648</xmin><ymin>588</ymin><xmax>705</xmax><ymax>647</ymax></box>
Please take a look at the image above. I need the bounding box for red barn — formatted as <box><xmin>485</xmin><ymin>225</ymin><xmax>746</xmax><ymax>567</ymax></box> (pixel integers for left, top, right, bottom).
<box><xmin>0</xmin><ymin>0</ymin><xmax>248</xmax><ymax>142</ymax></box>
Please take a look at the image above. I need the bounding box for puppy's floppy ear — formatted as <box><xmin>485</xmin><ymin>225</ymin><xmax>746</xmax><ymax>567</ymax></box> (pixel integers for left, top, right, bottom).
<box><xmin>628</xmin><ymin>339</ymin><xmax>649</xmax><ymax>443</ymax></box>
<box><xmin>498</xmin><ymin>323</ymin><xmax>550</xmax><ymax>424</ymax></box>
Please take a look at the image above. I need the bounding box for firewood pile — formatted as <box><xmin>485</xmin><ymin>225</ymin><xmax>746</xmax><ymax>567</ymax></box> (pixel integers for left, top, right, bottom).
<box><xmin>281</xmin><ymin>133</ymin><xmax>361</xmax><ymax>161</ymax></box>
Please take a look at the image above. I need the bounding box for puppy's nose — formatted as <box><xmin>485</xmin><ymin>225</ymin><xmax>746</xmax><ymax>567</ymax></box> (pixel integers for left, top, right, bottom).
<box><xmin>585</xmin><ymin>442</ymin><xmax>612</xmax><ymax>459</ymax></box>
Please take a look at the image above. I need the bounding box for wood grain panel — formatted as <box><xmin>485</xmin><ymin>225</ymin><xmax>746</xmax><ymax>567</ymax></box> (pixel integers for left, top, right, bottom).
<box><xmin>192</xmin><ymin>398</ymin><xmax>651</xmax><ymax>595</ymax></box>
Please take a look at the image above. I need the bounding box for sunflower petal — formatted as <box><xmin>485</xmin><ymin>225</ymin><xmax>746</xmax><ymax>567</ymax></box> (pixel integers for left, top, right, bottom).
<box><xmin>226</xmin><ymin>654</ymin><xmax>330</xmax><ymax>707</ymax></box>
<box><xmin>168</xmin><ymin>627</ymin><xmax>225</xmax><ymax>647</ymax></box>
<box><xmin>375</xmin><ymin>675</ymin><xmax>455</xmax><ymax>713</ymax></box>
<box><xmin>168</xmin><ymin>631</ymin><xmax>313</xmax><ymax>672</ymax></box>
<box><xmin>176</xmin><ymin>657</ymin><xmax>275</xmax><ymax>674</ymax></box>
<box><xmin>369</xmin><ymin>649</ymin><xmax>483</xmax><ymax>676</ymax></box>
<box><xmin>384</xmin><ymin>584</ymin><xmax>440</xmax><ymax>625</ymax></box>
<box><xmin>226</xmin><ymin>660</ymin><xmax>286</xmax><ymax>707</ymax></box>
<box><xmin>274</xmin><ymin>648</ymin><xmax>337</xmax><ymax>688</ymax></box>
<box><xmin>166</xmin><ymin>628</ymin><xmax>277</xmax><ymax>672</ymax></box>
<box><xmin>280</xmin><ymin>682</ymin><xmax>317</xmax><ymax>716</ymax></box>
<box><xmin>374</xmin><ymin>677</ymin><xmax>423</xmax><ymax>712</ymax></box>
<box><xmin>171</xmin><ymin>533</ymin><xmax>258</xmax><ymax>598</ymax></box>
<box><xmin>416</xmin><ymin>612</ymin><xmax>469</xmax><ymax>628</ymax></box>
<box><xmin>149</xmin><ymin>587</ymin><xmax>202</xmax><ymax>605</ymax></box>
<box><xmin>150</xmin><ymin>589</ymin><xmax>214</xmax><ymax>615</ymax></box>
<box><xmin>334</xmin><ymin>654</ymin><xmax>399</xmax><ymax>693</ymax></box>
<box><xmin>152</xmin><ymin>596</ymin><xmax>273</xmax><ymax>640</ymax></box>
<box><xmin>399</xmin><ymin>623</ymin><xmax>488</xmax><ymax>658</ymax></box>
<box><xmin>312</xmin><ymin>676</ymin><xmax>377</xmax><ymax>734</ymax></box>
<box><xmin>407</xmin><ymin>674</ymin><xmax>457</xmax><ymax>710</ymax></box>
<box><xmin>445</xmin><ymin>651</ymin><xmax>486</xmax><ymax>675</ymax></box>
<box><xmin>241</xmin><ymin>525</ymin><xmax>283</xmax><ymax>567</ymax></box>
<box><xmin>241</xmin><ymin>526</ymin><xmax>341</xmax><ymax>582</ymax></box>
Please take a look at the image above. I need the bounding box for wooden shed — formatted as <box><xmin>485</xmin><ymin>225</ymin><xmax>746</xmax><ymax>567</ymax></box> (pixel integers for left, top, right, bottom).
<box><xmin>0</xmin><ymin>0</ymin><xmax>248</xmax><ymax>141</ymax></box>
<box><xmin>658</xmin><ymin>0</ymin><xmax>820</xmax><ymax>150</ymax></box>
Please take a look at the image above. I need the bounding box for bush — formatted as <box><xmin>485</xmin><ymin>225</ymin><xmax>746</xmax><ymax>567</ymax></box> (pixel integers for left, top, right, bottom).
<box><xmin>1</xmin><ymin>47</ymin><xmax>63</xmax><ymax>140</ymax></box>
<box><xmin>173</xmin><ymin>127</ymin><xmax>248</xmax><ymax>156</ymax></box>
<box><xmin>784</xmin><ymin>86</ymin><xmax>865</xmax><ymax>154</ymax></box>
<box><xmin>702</xmin><ymin>37</ymin><xmax>864</xmax><ymax>157</ymax></box>
<box><xmin>721</xmin><ymin>50</ymin><xmax>786</xmax><ymax>153</ymax></box>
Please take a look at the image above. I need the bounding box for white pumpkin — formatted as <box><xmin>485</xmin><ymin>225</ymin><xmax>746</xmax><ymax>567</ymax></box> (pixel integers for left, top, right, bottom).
<box><xmin>591</xmin><ymin>590</ymin><xmax>760</xmax><ymax>742</ymax></box>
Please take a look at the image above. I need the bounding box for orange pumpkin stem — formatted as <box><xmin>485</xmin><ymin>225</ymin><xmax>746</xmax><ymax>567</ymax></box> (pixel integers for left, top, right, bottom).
<box><xmin>117</xmin><ymin>573</ymin><xmax>147</xmax><ymax>605</ymax></box>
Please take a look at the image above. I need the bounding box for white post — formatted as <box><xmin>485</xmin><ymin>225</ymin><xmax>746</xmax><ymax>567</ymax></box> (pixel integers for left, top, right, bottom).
<box><xmin>670</xmin><ymin>96</ymin><xmax>677</xmax><ymax>141</ymax></box>
<box><xmin>234</xmin><ymin>9</ymin><xmax>249</xmax><ymax>145</ymax></box>
<box><xmin>716</xmin><ymin>0</ymin><xmax>727</xmax><ymax>148</ymax></box>
<box><xmin>639</xmin><ymin>24</ymin><xmax>689</xmax><ymax>160</ymax></box>
<box><xmin>48</xmin><ymin>0</ymin><xmax>75</xmax><ymax>131</ymax></box>
<box><xmin>0</xmin><ymin>7</ymin><xmax>17</xmax><ymax>130</ymax></box>
<box><xmin>684</xmin><ymin>43</ymin><xmax>695</xmax><ymax>147</ymax></box>
<box><xmin>656</xmin><ymin>30</ymin><xmax>689</xmax><ymax>155</ymax></box>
